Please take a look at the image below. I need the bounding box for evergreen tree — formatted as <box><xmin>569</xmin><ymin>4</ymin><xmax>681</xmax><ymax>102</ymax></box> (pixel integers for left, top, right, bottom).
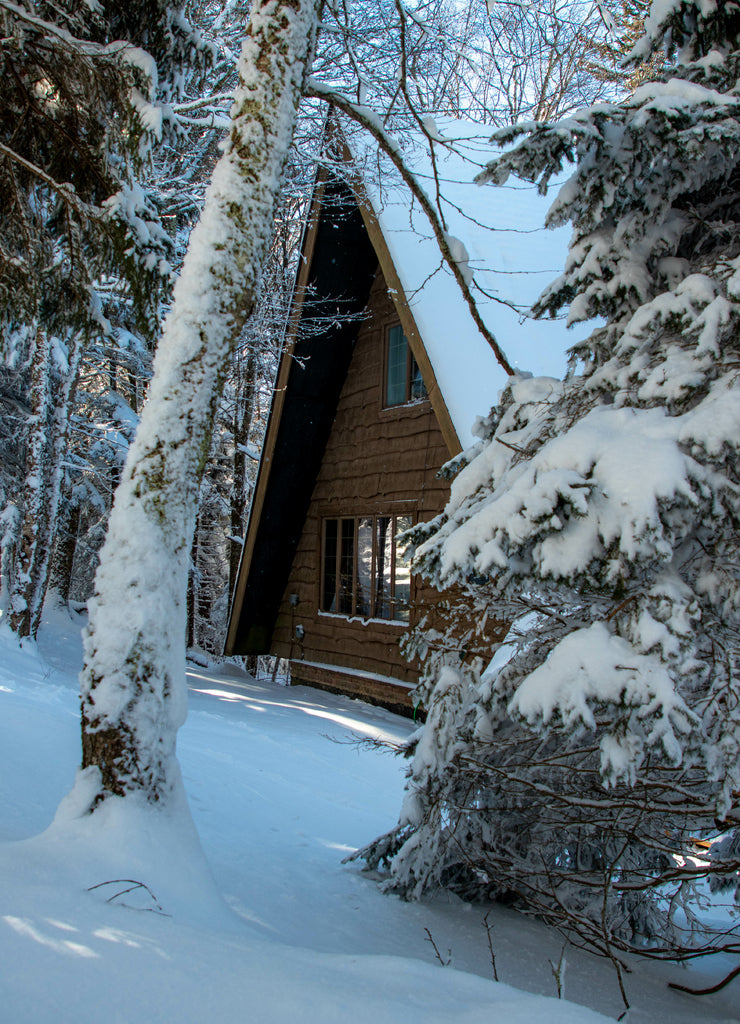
<box><xmin>356</xmin><ymin>0</ymin><xmax>740</xmax><ymax>967</ymax></box>
<box><xmin>0</xmin><ymin>0</ymin><xmax>211</xmax><ymax>635</ymax></box>
<box><xmin>588</xmin><ymin>1</ymin><xmax>666</xmax><ymax>89</ymax></box>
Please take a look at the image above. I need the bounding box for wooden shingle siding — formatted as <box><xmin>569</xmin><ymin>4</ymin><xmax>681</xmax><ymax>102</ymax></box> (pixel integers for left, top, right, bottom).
<box><xmin>271</xmin><ymin>268</ymin><xmax>451</xmax><ymax>695</ymax></box>
<box><xmin>289</xmin><ymin>660</ymin><xmax>418</xmax><ymax>716</ymax></box>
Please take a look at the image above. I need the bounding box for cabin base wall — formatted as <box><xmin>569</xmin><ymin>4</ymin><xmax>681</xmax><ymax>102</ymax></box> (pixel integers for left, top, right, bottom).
<box><xmin>288</xmin><ymin>660</ymin><xmax>422</xmax><ymax>720</ymax></box>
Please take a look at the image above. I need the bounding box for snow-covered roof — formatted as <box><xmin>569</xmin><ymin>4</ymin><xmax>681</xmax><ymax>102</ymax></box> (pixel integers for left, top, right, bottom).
<box><xmin>351</xmin><ymin>119</ymin><xmax>578</xmax><ymax>446</ymax></box>
<box><xmin>225</xmin><ymin>123</ymin><xmax>579</xmax><ymax>656</ymax></box>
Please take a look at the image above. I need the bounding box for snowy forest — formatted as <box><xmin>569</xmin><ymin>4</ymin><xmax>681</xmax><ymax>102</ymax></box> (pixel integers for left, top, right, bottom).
<box><xmin>0</xmin><ymin>1</ymin><xmax>739</xmax><ymax>1022</ymax></box>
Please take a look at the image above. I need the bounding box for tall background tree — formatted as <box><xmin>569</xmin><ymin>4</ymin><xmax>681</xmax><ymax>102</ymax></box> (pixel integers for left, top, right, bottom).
<box><xmin>354</xmin><ymin>0</ymin><xmax>740</xmax><ymax>988</ymax></box>
<box><xmin>0</xmin><ymin>0</ymin><xmax>212</xmax><ymax>636</ymax></box>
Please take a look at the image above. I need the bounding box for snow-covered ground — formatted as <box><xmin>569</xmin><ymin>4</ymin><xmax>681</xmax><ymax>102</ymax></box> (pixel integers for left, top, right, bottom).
<box><xmin>0</xmin><ymin>607</ymin><xmax>736</xmax><ymax>1023</ymax></box>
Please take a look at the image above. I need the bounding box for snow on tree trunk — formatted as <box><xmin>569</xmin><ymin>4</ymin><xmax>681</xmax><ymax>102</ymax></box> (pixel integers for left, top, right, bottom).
<box><xmin>9</xmin><ymin>327</ymin><xmax>83</xmax><ymax>639</ymax></box>
<box><xmin>8</xmin><ymin>327</ymin><xmax>53</xmax><ymax>638</ymax></box>
<box><xmin>78</xmin><ymin>0</ymin><xmax>321</xmax><ymax>807</ymax></box>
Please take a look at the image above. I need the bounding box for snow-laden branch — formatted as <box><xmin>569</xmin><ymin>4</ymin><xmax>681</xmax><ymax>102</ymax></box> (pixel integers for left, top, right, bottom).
<box><xmin>0</xmin><ymin>141</ymin><xmax>96</xmax><ymax>217</ymax></box>
<box><xmin>0</xmin><ymin>0</ymin><xmax>114</xmax><ymax>54</ymax></box>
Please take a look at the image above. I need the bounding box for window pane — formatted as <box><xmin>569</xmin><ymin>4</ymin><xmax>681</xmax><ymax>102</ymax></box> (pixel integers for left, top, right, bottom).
<box><xmin>322</xmin><ymin>519</ymin><xmax>338</xmax><ymax>612</ymax></box>
<box><xmin>322</xmin><ymin>514</ymin><xmax>413</xmax><ymax>623</ymax></box>
<box><xmin>386</xmin><ymin>325</ymin><xmax>407</xmax><ymax>406</ymax></box>
<box><xmin>355</xmin><ymin>517</ymin><xmax>373</xmax><ymax>617</ymax></box>
<box><xmin>338</xmin><ymin>519</ymin><xmax>355</xmax><ymax>615</ymax></box>
<box><xmin>409</xmin><ymin>355</ymin><xmax>427</xmax><ymax>401</ymax></box>
<box><xmin>393</xmin><ymin>515</ymin><xmax>412</xmax><ymax>621</ymax></box>
<box><xmin>375</xmin><ymin>516</ymin><xmax>393</xmax><ymax>618</ymax></box>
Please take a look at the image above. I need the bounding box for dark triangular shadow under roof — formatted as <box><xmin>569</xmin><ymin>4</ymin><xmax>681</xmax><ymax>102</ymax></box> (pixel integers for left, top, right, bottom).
<box><xmin>225</xmin><ymin>174</ymin><xmax>379</xmax><ymax>655</ymax></box>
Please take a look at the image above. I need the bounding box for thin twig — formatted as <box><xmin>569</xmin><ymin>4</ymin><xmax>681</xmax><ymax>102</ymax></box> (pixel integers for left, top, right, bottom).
<box><xmin>305</xmin><ymin>78</ymin><xmax>515</xmax><ymax>375</ymax></box>
<box><xmin>668</xmin><ymin>962</ymin><xmax>740</xmax><ymax>995</ymax></box>
<box><xmin>424</xmin><ymin>927</ymin><xmax>451</xmax><ymax>966</ymax></box>
<box><xmin>483</xmin><ymin>910</ymin><xmax>499</xmax><ymax>981</ymax></box>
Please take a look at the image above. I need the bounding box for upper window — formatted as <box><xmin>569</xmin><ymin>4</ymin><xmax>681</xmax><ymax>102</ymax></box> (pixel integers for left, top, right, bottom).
<box><xmin>321</xmin><ymin>514</ymin><xmax>413</xmax><ymax>622</ymax></box>
<box><xmin>385</xmin><ymin>325</ymin><xmax>427</xmax><ymax>407</ymax></box>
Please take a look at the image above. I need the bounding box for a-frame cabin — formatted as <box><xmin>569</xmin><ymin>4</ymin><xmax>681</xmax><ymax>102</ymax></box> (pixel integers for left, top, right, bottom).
<box><xmin>224</xmin><ymin>125</ymin><xmax>573</xmax><ymax>713</ymax></box>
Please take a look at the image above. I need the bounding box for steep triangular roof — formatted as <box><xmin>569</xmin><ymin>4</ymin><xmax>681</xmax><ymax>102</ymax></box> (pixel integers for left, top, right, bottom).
<box><xmin>225</xmin><ymin>125</ymin><xmax>575</xmax><ymax>655</ymax></box>
<box><xmin>349</xmin><ymin>118</ymin><xmax>577</xmax><ymax>446</ymax></box>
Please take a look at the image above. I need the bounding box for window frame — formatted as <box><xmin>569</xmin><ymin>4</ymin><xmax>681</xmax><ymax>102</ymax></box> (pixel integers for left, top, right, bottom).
<box><xmin>383</xmin><ymin>323</ymin><xmax>427</xmax><ymax>408</ymax></box>
<box><xmin>320</xmin><ymin>512</ymin><xmax>414</xmax><ymax>623</ymax></box>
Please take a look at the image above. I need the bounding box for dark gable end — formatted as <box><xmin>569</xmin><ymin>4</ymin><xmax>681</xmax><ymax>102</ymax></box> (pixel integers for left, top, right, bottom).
<box><xmin>225</xmin><ymin>176</ymin><xmax>378</xmax><ymax>655</ymax></box>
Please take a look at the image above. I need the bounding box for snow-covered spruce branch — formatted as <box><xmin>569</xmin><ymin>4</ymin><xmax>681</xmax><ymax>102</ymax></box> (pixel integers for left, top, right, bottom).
<box><xmin>77</xmin><ymin>0</ymin><xmax>322</xmax><ymax>806</ymax></box>
<box><xmin>457</xmin><ymin>752</ymin><xmax>734</xmax><ymax>823</ymax></box>
<box><xmin>0</xmin><ymin>0</ymin><xmax>117</xmax><ymax>55</ymax></box>
<box><xmin>0</xmin><ymin>0</ymin><xmax>163</xmax><ymax>77</ymax></box>
<box><xmin>522</xmin><ymin>874</ymin><xmax>740</xmax><ymax>966</ymax></box>
<box><xmin>0</xmin><ymin>142</ymin><xmax>97</xmax><ymax>217</ymax></box>
<box><xmin>355</xmin><ymin>1</ymin><xmax>740</xmax><ymax>962</ymax></box>
<box><xmin>304</xmin><ymin>77</ymin><xmax>515</xmax><ymax>376</ymax></box>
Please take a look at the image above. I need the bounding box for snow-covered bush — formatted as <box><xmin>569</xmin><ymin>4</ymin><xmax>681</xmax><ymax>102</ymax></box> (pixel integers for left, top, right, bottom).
<box><xmin>356</xmin><ymin>0</ymin><xmax>740</xmax><ymax>962</ymax></box>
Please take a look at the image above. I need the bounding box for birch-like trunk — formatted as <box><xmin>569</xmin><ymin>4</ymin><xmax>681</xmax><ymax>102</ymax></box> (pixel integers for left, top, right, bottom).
<box><xmin>229</xmin><ymin>347</ymin><xmax>257</xmax><ymax>599</ymax></box>
<box><xmin>9</xmin><ymin>327</ymin><xmax>82</xmax><ymax>638</ymax></box>
<box><xmin>8</xmin><ymin>327</ymin><xmax>51</xmax><ymax>638</ymax></box>
<box><xmin>79</xmin><ymin>0</ymin><xmax>321</xmax><ymax>807</ymax></box>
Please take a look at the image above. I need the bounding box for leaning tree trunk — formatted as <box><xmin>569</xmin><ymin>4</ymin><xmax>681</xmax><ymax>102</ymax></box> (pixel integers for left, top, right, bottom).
<box><xmin>78</xmin><ymin>0</ymin><xmax>322</xmax><ymax>807</ymax></box>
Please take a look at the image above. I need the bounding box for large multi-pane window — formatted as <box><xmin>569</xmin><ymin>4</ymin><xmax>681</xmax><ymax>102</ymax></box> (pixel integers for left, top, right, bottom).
<box><xmin>385</xmin><ymin>324</ymin><xmax>426</xmax><ymax>406</ymax></box>
<box><xmin>321</xmin><ymin>514</ymin><xmax>413</xmax><ymax>622</ymax></box>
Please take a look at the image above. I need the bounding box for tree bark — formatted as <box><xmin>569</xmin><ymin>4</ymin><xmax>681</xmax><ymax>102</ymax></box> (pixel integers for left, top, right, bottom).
<box><xmin>79</xmin><ymin>0</ymin><xmax>322</xmax><ymax>807</ymax></box>
<box><xmin>51</xmin><ymin>501</ymin><xmax>81</xmax><ymax>607</ymax></box>
<box><xmin>229</xmin><ymin>347</ymin><xmax>257</xmax><ymax>600</ymax></box>
<box><xmin>9</xmin><ymin>326</ymin><xmax>82</xmax><ymax>638</ymax></box>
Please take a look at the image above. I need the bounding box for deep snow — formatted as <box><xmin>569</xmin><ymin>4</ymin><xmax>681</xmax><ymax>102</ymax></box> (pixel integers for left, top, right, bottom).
<box><xmin>0</xmin><ymin>606</ymin><xmax>736</xmax><ymax>1023</ymax></box>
